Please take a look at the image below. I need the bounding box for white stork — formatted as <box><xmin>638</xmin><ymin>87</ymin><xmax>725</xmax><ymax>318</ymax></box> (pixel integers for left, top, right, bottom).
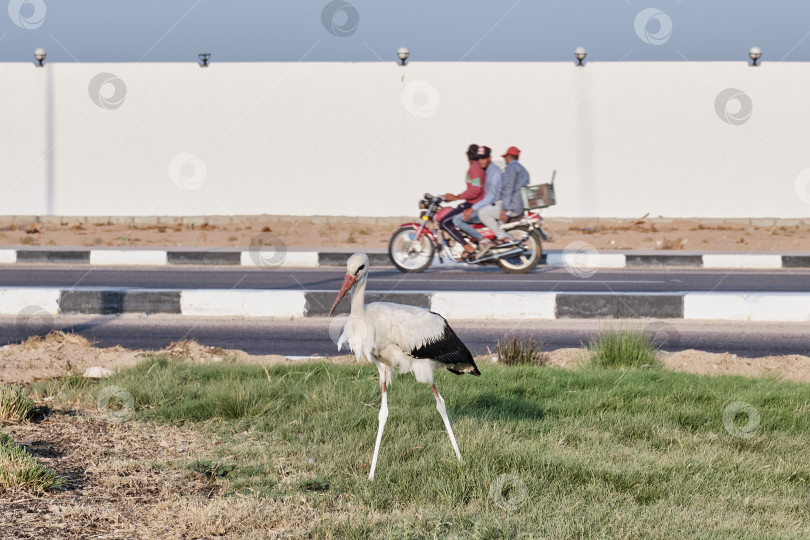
<box><xmin>329</xmin><ymin>252</ymin><xmax>480</xmax><ymax>480</ymax></box>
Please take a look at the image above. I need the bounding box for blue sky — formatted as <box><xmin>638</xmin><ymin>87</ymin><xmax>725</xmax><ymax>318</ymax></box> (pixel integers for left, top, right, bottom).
<box><xmin>1</xmin><ymin>0</ymin><xmax>808</xmax><ymax>64</ymax></box>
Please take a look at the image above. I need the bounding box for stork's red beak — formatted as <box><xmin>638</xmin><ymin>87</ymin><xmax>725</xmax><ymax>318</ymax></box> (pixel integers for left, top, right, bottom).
<box><xmin>329</xmin><ymin>274</ymin><xmax>357</xmax><ymax>316</ymax></box>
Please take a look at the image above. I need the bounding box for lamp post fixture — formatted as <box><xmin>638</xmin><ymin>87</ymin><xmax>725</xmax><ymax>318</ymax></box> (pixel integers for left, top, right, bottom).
<box><xmin>198</xmin><ymin>53</ymin><xmax>211</xmax><ymax>67</ymax></box>
<box><xmin>34</xmin><ymin>48</ymin><xmax>46</xmax><ymax>67</ymax></box>
<box><xmin>574</xmin><ymin>47</ymin><xmax>587</xmax><ymax>66</ymax></box>
<box><xmin>749</xmin><ymin>46</ymin><xmax>761</xmax><ymax>66</ymax></box>
<box><xmin>397</xmin><ymin>47</ymin><xmax>410</xmax><ymax>66</ymax></box>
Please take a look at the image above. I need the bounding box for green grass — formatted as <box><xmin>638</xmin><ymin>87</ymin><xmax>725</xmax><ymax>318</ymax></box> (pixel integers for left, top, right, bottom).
<box><xmin>587</xmin><ymin>327</ymin><xmax>658</xmax><ymax>369</ymax></box>
<box><xmin>0</xmin><ymin>385</ymin><xmax>35</xmax><ymax>421</ymax></box>
<box><xmin>0</xmin><ymin>431</ymin><xmax>63</xmax><ymax>492</ymax></box>
<box><xmin>31</xmin><ymin>355</ymin><xmax>810</xmax><ymax>538</ymax></box>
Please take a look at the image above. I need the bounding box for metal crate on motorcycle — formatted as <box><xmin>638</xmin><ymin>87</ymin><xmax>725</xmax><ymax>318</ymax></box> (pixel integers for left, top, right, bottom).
<box><xmin>521</xmin><ymin>183</ymin><xmax>556</xmax><ymax>210</ymax></box>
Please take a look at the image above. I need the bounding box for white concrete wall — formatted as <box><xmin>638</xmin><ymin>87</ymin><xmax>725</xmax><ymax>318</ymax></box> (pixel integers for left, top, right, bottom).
<box><xmin>1</xmin><ymin>61</ymin><xmax>809</xmax><ymax>218</ymax></box>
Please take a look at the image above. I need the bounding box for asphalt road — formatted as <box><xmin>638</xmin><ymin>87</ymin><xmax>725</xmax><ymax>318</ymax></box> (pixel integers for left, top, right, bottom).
<box><xmin>1</xmin><ymin>315</ymin><xmax>808</xmax><ymax>358</ymax></box>
<box><xmin>2</xmin><ymin>265</ymin><xmax>810</xmax><ymax>293</ymax></box>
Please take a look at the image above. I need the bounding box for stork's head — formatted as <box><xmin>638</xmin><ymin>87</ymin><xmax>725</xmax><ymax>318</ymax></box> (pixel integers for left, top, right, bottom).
<box><xmin>328</xmin><ymin>253</ymin><xmax>369</xmax><ymax>316</ymax></box>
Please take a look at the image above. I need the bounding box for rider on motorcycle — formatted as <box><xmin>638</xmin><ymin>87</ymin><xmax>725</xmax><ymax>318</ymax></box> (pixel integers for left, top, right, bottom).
<box><xmin>439</xmin><ymin>144</ymin><xmax>487</xmax><ymax>260</ymax></box>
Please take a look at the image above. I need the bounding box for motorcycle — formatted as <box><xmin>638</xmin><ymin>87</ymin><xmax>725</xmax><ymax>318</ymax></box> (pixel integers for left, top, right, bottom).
<box><xmin>388</xmin><ymin>193</ymin><xmax>548</xmax><ymax>274</ymax></box>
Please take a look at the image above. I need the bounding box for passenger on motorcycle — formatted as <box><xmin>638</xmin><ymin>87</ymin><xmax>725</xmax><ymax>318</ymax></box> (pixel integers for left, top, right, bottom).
<box><xmin>438</xmin><ymin>144</ymin><xmax>487</xmax><ymax>260</ymax></box>
<box><xmin>497</xmin><ymin>146</ymin><xmax>531</xmax><ymax>224</ymax></box>
<box><xmin>452</xmin><ymin>146</ymin><xmax>505</xmax><ymax>260</ymax></box>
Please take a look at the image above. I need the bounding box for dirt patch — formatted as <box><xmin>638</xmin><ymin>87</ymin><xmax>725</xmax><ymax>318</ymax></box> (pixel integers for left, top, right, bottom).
<box><xmin>0</xmin><ymin>409</ymin><xmax>317</xmax><ymax>538</ymax></box>
<box><xmin>0</xmin><ymin>332</ymin><xmax>143</xmax><ymax>385</ymax></box>
<box><xmin>541</xmin><ymin>347</ymin><xmax>810</xmax><ymax>384</ymax></box>
<box><xmin>0</xmin><ymin>332</ymin><xmax>359</xmax><ymax>386</ymax></box>
<box><xmin>544</xmin><ymin>347</ymin><xmax>590</xmax><ymax>368</ymax></box>
<box><xmin>661</xmin><ymin>349</ymin><xmax>810</xmax><ymax>383</ymax></box>
<box><xmin>1</xmin><ymin>216</ymin><xmax>808</xmax><ymax>251</ymax></box>
<box><xmin>0</xmin><ymin>216</ymin><xmax>404</xmax><ymax>251</ymax></box>
<box><xmin>550</xmin><ymin>218</ymin><xmax>810</xmax><ymax>252</ymax></box>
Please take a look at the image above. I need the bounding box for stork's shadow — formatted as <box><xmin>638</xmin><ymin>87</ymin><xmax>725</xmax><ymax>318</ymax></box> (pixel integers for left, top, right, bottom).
<box><xmin>453</xmin><ymin>392</ymin><xmax>545</xmax><ymax>422</ymax></box>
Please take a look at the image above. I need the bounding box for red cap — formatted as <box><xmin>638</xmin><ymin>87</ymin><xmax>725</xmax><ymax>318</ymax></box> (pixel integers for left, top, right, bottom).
<box><xmin>502</xmin><ymin>146</ymin><xmax>521</xmax><ymax>157</ymax></box>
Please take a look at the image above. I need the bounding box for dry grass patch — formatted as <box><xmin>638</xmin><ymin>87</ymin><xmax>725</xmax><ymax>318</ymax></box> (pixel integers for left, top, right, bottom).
<box><xmin>495</xmin><ymin>334</ymin><xmax>546</xmax><ymax>366</ymax></box>
<box><xmin>0</xmin><ymin>397</ymin><xmax>340</xmax><ymax>538</ymax></box>
<box><xmin>0</xmin><ymin>407</ymin><xmax>232</xmax><ymax>538</ymax></box>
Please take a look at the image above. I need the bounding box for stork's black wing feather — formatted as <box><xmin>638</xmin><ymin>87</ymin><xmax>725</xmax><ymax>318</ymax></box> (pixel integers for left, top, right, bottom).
<box><xmin>409</xmin><ymin>313</ymin><xmax>480</xmax><ymax>376</ymax></box>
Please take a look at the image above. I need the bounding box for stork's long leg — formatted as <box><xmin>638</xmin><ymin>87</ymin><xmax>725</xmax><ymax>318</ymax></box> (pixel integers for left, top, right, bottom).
<box><xmin>369</xmin><ymin>377</ymin><xmax>389</xmax><ymax>480</ymax></box>
<box><xmin>431</xmin><ymin>384</ymin><xmax>462</xmax><ymax>462</ymax></box>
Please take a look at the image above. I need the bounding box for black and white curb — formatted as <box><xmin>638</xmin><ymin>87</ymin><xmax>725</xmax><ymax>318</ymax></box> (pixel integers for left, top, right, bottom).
<box><xmin>0</xmin><ymin>249</ymin><xmax>321</xmax><ymax>268</ymax></box>
<box><xmin>1</xmin><ymin>248</ymin><xmax>808</xmax><ymax>270</ymax></box>
<box><xmin>2</xmin><ymin>288</ymin><xmax>809</xmax><ymax>321</ymax></box>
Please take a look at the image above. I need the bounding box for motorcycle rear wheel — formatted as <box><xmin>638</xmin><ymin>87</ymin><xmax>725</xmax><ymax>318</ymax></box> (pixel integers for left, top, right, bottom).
<box><xmin>496</xmin><ymin>226</ymin><xmax>543</xmax><ymax>274</ymax></box>
<box><xmin>389</xmin><ymin>227</ymin><xmax>435</xmax><ymax>273</ymax></box>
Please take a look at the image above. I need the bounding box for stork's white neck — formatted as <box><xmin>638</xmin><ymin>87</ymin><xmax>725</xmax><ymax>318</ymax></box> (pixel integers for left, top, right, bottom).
<box><xmin>350</xmin><ymin>272</ymin><xmax>367</xmax><ymax>316</ymax></box>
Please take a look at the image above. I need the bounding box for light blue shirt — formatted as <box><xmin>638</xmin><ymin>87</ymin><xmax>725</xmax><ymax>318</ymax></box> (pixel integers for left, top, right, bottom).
<box><xmin>472</xmin><ymin>163</ymin><xmax>503</xmax><ymax>211</ymax></box>
<box><xmin>501</xmin><ymin>160</ymin><xmax>531</xmax><ymax>215</ymax></box>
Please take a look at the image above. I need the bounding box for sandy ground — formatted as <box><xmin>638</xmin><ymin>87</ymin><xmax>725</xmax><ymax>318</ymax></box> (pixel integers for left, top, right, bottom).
<box><xmin>2</xmin><ymin>331</ymin><xmax>809</xmax><ymax>386</ymax></box>
<box><xmin>1</xmin><ymin>216</ymin><xmax>809</xmax><ymax>252</ymax></box>
<box><xmin>543</xmin><ymin>347</ymin><xmax>810</xmax><ymax>383</ymax></box>
<box><xmin>0</xmin><ymin>332</ymin><xmax>356</xmax><ymax>386</ymax></box>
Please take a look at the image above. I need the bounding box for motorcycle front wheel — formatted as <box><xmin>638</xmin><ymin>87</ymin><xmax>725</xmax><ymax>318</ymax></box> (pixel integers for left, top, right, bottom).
<box><xmin>388</xmin><ymin>227</ymin><xmax>435</xmax><ymax>273</ymax></box>
<box><xmin>497</xmin><ymin>225</ymin><xmax>543</xmax><ymax>274</ymax></box>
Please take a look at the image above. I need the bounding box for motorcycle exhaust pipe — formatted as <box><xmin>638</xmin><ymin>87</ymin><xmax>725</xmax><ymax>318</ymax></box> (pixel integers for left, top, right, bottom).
<box><xmin>492</xmin><ymin>239</ymin><xmax>522</xmax><ymax>249</ymax></box>
<box><xmin>469</xmin><ymin>247</ymin><xmax>524</xmax><ymax>264</ymax></box>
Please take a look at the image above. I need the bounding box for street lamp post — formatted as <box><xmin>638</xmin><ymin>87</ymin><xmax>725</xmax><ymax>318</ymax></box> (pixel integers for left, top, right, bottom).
<box><xmin>749</xmin><ymin>46</ymin><xmax>762</xmax><ymax>66</ymax></box>
<box><xmin>34</xmin><ymin>48</ymin><xmax>46</xmax><ymax>67</ymax></box>
<box><xmin>397</xmin><ymin>47</ymin><xmax>410</xmax><ymax>66</ymax></box>
<box><xmin>574</xmin><ymin>47</ymin><xmax>587</xmax><ymax>66</ymax></box>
